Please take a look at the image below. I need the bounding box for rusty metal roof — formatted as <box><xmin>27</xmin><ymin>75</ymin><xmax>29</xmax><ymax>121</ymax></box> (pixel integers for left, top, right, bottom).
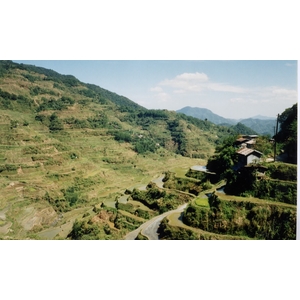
<box><xmin>236</xmin><ymin>138</ymin><xmax>249</xmax><ymax>143</ymax></box>
<box><xmin>237</xmin><ymin>148</ymin><xmax>262</xmax><ymax>157</ymax></box>
<box><xmin>237</xmin><ymin>148</ymin><xmax>254</xmax><ymax>156</ymax></box>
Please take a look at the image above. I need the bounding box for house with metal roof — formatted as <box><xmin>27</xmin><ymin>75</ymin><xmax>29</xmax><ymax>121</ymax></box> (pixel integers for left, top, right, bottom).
<box><xmin>245</xmin><ymin>139</ymin><xmax>256</xmax><ymax>148</ymax></box>
<box><xmin>235</xmin><ymin>136</ymin><xmax>256</xmax><ymax>148</ymax></box>
<box><xmin>236</xmin><ymin>147</ymin><xmax>263</xmax><ymax>166</ymax></box>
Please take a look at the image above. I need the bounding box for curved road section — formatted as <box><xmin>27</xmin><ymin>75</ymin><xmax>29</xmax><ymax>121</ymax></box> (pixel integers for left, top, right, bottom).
<box><xmin>125</xmin><ymin>203</ymin><xmax>187</xmax><ymax>240</ymax></box>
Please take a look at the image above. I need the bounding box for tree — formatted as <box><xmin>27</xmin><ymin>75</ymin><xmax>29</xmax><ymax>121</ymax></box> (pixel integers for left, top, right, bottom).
<box><xmin>10</xmin><ymin>120</ymin><xmax>18</xmax><ymax>129</ymax></box>
<box><xmin>49</xmin><ymin>113</ymin><xmax>63</xmax><ymax>131</ymax></box>
<box><xmin>207</xmin><ymin>135</ymin><xmax>238</xmax><ymax>178</ymax></box>
<box><xmin>275</xmin><ymin>104</ymin><xmax>297</xmax><ymax>163</ymax></box>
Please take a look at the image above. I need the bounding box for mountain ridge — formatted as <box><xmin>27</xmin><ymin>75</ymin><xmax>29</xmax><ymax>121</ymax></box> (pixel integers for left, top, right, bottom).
<box><xmin>177</xmin><ymin>106</ymin><xmax>276</xmax><ymax>135</ymax></box>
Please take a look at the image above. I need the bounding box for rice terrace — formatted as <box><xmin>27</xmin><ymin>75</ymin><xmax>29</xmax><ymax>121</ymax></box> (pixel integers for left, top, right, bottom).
<box><xmin>0</xmin><ymin>60</ymin><xmax>297</xmax><ymax>240</ymax></box>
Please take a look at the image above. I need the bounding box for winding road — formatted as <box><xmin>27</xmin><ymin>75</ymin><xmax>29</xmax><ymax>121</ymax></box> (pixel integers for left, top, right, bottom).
<box><xmin>125</xmin><ymin>203</ymin><xmax>187</xmax><ymax>240</ymax></box>
<box><xmin>125</xmin><ymin>172</ymin><xmax>226</xmax><ymax>240</ymax></box>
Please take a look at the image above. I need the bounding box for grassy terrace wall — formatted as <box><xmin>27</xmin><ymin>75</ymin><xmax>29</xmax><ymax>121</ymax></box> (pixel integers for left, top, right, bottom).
<box><xmin>163</xmin><ymin>171</ymin><xmax>213</xmax><ymax>196</ymax></box>
<box><xmin>158</xmin><ymin>217</ymin><xmax>250</xmax><ymax>240</ymax></box>
<box><xmin>182</xmin><ymin>193</ymin><xmax>297</xmax><ymax>240</ymax></box>
<box><xmin>225</xmin><ymin>162</ymin><xmax>297</xmax><ymax>205</ymax></box>
<box><xmin>185</xmin><ymin>168</ymin><xmax>218</xmax><ymax>183</ymax></box>
<box><xmin>131</xmin><ymin>182</ymin><xmax>192</xmax><ymax>214</ymax></box>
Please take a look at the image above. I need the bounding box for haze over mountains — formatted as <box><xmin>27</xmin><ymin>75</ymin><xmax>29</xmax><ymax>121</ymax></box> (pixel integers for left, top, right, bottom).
<box><xmin>177</xmin><ymin>106</ymin><xmax>277</xmax><ymax>136</ymax></box>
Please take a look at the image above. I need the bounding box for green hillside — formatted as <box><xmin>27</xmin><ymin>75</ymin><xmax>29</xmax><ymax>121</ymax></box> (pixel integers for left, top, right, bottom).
<box><xmin>0</xmin><ymin>60</ymin><xmax>242</xmax><ymax>240</ymax></box>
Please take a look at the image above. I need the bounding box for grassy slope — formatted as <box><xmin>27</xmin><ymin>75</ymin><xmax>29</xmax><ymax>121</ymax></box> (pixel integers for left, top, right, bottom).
<box><xmin>0</xmin><ymin>61</ymin><xmax>217</xmax><ymax>239</ymax></box>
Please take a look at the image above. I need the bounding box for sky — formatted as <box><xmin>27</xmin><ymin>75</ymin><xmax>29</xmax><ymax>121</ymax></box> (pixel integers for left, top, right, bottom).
<box><xmin>14</xmin><ymin>60</ymin><xmax>297</xmax><ymax>119</ymax></box>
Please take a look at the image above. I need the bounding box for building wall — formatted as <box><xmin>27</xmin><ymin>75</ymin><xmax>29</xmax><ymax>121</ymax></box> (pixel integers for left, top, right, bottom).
<box><xmin>238</xmin><ymin>154</ymin><xmax>247</xmax><ymax>166</ymax></box>
<box><xmin>247</xmin><ymin>154</ymin><xmax>260</xmax><ymax>165</ymax></box>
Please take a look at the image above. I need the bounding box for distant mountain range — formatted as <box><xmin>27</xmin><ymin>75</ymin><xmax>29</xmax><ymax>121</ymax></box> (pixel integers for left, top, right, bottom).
<box><xmin>250</xmin><ymin>115</ymin><xmax>277</xmax><ymax>121</ymax></box>
<box><xmin>177</xmin><ymin>106</ymin><xmax>276</xmax><ymax>136</ymax></box>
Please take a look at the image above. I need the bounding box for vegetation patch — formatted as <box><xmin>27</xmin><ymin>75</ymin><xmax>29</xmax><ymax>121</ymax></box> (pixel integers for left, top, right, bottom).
<box><xmin>158</xmin><ymin>218</ymin><xmax>199</xmax><ymax>240</ymax></box>
<box><xmin>163</xmin><ymin>171</ymin><xmax>213</xmax><ymax>195</ymax></box>
<box><xmin>182</xmin><ymin>193</ymin><xmax>296</xmax><ymax>239</ymax></box>
<box><xmin>225</xmin><ymin>163</ymin><xmax>297</xmax><ymax>205</ymax></box>
<box><xmin>130</xmin><ymin>182</ymin><xmax>192</xmax><ymax>214</ymax></box>
<box><xmin>195</xmin><ymin>197</ymin><xmax>209</xmax><ymax>207</ymax></box>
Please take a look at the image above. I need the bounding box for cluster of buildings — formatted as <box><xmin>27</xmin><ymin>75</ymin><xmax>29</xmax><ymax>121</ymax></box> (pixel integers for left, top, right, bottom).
<box><xmin>234</xmin><ymin>135</ymin><xmax>263</xmax><ymax>169</ymax></box>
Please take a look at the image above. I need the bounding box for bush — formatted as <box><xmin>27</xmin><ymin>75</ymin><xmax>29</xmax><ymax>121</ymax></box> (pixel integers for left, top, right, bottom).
<box><xmin>182</xmin><ymin>195</ymin><xmax>296</xmax><ymax>239</ymax></box>
<box><xmin>49</xmin><ymin>114</ymin><xmax>63</xmax><ymax>131</ymax></box>
<box><xmin>23</xmin><ymin>74</ymin><xmax>37</xmax><ymax>82</ymax></box>
<box><xmin>131</xmin><ymin>183</ymin><xmax>191</xmax><ymax>213</ymax></box>
<box><xmin>202</xmin><ymin>180</ymin><xmax>212</xmax><ymax>190</ymax></box>
<box><xmin>134</xmin><ymin>138</ymin><xmax>156</xmax><ymax>154</ymax></box>
<box><xmin>158</xmin><ymin>218</ymin><xmax>198</xmax><ymax>240</ymax></box>
<box><xmin>0</xmin><ymin>164</ymin><xmax>18</xmax><ymax>173</ymax></box>
<box><xmin>113</xmin><ymin>130</ymin><xmax>133</xmax><ymax>143</ymax></box>
<box><xmin>68</xmin><ymin>219</ymin><xmax>100</xmax><ymax>240</ymax></box>
<box><xmin>37</xmin><ymin>96</ymin><xmax>75</xmax><ymax>112</ymax></box>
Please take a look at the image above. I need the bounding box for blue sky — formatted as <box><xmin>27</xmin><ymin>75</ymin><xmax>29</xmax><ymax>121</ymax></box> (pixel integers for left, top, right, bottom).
<box><xmin>13</xmin><ymin>60</ymin><xmax>297</xmax><ymax>119</ymax></box>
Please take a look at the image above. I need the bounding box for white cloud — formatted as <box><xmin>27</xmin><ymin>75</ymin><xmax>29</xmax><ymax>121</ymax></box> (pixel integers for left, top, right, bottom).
<box><xmin>230</xmin><ymin>86</ymin><xmax>297</xmax><ymax>106</ymax></box>
<box><xmin>271</xmin><ymin>87</ymin><xmax>297</xmax><ymax>97</ymax></box>
<box><xmin>230</xmin><ymin>97</ymin><xmax>248</xmax><ymax>103</ymax></box>
<box><xmin>207</xmin><ymin>82</ymin><xmax>248</xmax><ymax>93</ymax></box>
<box><xmin>175</xmin><ymin>72</ymin><xmax>209</xmax><ymax>81</ymax></box>
<box><xmin>150</xmin><ymin>86</ymin><xmax>163</xmax><ymax>92</ymax></box>
<box><xmin>159</xmin><ymin>72</ymin><xmax>208</xmax><ymax>92</ymax></box>
<box><xmin>285</xmin><ymin>63</ymin><xmax>296</xmax><ymax>67</ymax></box>
<box><xmin>157</xmin><ymin>92</ymin><xmax>170</xmax><ymax>102</ymax></box>
<box><xmin>154</xmin><ymin>72</ymin><xmax>247</xmax><ymax>94</ymax></box>
<box><xmin>226</xmin><ymin>85</ymin><xmax>297</xmax><ymax>118</ymax></box>
<box><xmin>174</xmin><ymin>89</ymin><xmax>185</xmax><ymax>94</ymax></box>
<box><xmin>255</xmin><ymin>86</ymin><xmax>297</xmax><ymax>106</ymax></box>
<box><xmin>148</xmin><ymin>72</ymin><xmax>297</xmax><ymax>118</ymax></box>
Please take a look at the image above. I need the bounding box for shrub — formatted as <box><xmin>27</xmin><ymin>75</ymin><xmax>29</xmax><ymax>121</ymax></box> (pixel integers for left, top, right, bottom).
<box><xmin>158</xmin><ymin>218</ymin><xmax>198</xmax><ymax>240</ymax></box>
